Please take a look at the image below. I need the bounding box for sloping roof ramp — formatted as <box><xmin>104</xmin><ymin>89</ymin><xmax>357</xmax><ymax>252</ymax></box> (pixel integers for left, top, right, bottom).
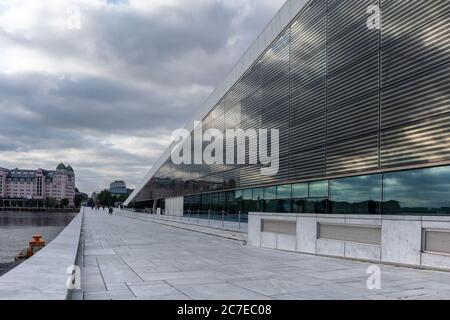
<box><xmin>124</xmin><ymin>0</ymin><xmax>308</xmax><ymax>206</ymax></box>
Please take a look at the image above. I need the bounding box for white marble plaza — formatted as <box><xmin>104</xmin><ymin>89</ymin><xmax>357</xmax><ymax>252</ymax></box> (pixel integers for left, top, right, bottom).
<box><xmin>72</xmin><ymin>209</ymin><xmax>450</xmax><ymax>300</ymax></box>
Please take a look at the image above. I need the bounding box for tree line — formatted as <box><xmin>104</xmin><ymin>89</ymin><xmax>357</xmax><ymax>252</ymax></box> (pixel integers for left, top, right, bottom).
<box><xmin>95</xmin><ymin>190</ymin><xmax>128</xmax><ymax>207</ymax></box>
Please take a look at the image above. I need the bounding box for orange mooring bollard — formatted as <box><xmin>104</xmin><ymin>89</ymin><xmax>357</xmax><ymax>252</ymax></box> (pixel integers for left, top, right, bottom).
<box><xmin>26</xmin><ymin>247</ymin><xmax>33</xmax><ymax>258</ymax></box>
<box><xmin>27</xmin><ymin>234</ymin><xmax>46</xmax><ymax>257</ymax></box>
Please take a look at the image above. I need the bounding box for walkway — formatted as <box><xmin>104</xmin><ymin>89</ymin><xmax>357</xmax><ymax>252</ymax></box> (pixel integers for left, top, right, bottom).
<box><xmin>116</xmin><ymin>211</ymin><xmax>247</xmax><ymax>242</ymax></box>
<box><xmin>74</xmin><ymin>209</ymin><xmax>450</xmax><ymax>300</ymax></box>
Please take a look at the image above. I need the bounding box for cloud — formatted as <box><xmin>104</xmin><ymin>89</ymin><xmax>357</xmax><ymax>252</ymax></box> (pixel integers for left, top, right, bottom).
<box><xmin>0</xmin><ymin>0</ymin><xmax>285</xmax><ymax>194</ymax></box>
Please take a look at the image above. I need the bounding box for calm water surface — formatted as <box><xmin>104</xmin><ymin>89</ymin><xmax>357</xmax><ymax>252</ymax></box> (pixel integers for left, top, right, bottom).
<box><xmin>0</xmin><ymin>212</ymin><xmax>77</xmax><ymax>263</ymax></box>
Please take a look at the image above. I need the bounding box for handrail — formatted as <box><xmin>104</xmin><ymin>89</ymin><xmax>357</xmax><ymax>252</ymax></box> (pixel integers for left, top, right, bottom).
<box><xmin>121</xmin><ymin>208</ymin><xmax>248</xmax><ymax>231</ymax></box>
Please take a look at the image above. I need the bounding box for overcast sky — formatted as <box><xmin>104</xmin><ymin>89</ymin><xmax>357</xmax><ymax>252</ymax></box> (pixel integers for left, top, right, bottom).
<box><xmin>0</xmin><ymin>0</ymin><xmax>285</xmax><ymax>195</ymax></box>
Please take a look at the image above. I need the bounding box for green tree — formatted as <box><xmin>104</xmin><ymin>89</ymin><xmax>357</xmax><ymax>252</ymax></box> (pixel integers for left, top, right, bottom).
<box><xmin>74</xmin><ymin>191</ymin><xmax>88</xmax><ymax>208</ymax></box>
<box><xmin>74</xmin><ymin>195</ymin><xmax>83</xmax><ymax>208</ymax></box>
<box><xmin>46</xmin><ymin>197</ymin><xmax>57</xmax><ymax>208</ymax></box>
<box><xmin>97</xmin><ymin>190</ymin><xmax>113</xmax><ymax>207</ymax></box>
<box><xmin>61</xmin><ymin>198</ymin><xmax>69</xmax><ymax>207</ymax></box>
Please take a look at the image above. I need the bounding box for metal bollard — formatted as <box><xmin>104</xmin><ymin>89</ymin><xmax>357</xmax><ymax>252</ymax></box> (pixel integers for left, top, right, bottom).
<box><xmin>222</xmin><ymin>210</ymin><xmax>224</xmax><ymax>227</ymax></box>
<box><xmin>197</xmin><ymin>210</ymin><xmax>200</xmax><ymax>224</ymax></box>
<box><xmin>208</xmin><ymin>210</ymin><xmax>211</xmax><ymax>226</ymax></box>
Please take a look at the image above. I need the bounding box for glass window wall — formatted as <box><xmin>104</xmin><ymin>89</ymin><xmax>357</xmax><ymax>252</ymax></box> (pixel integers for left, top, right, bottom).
<box><xmin>242</xmin><ymin>188</ymin><xmax>254</xmax><ymax>213</ymax></box>
<box><xmin>309</xmin><ymin>180</ymin><xmax>328</xmax><ymax>198</ymax></box>
<box><xmin>277</xmin><ymin>184</ymin><xmax>292</xmax><ymax>213</ymax></box>
<box><xmin>329</xmin><ymin>175</ymin><xmax>382</xmax><ymax>214</ymax></box>
<box><xmin>292</xmin><ymin>183</ymin><xmax>308</xmax><ymax>198</ymax></box>
<box><xmin>253</xmin><ymin>188</ymin><xmax>263</xmax><ymax>212</ymax></box>
<box><xmin>383</xmin><ymin>166</ymin><xmax>450</xmax><ymax>215</ymax></box>
<box><xmin>263</xmin><ymin>186</ymin><xmax>277</xmax><ymax>212</ymax></box>
<box><xmin>184</xmin><ymin>165</ymin><xmax>450</xmax><ymax>217</ymax></box>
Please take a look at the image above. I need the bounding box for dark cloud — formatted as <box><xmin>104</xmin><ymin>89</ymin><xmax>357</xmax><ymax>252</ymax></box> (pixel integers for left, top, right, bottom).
<box><xmin>0</xmin><ymin>73</ymin><xmax>195</xmax><ymax>133</ymax></box>
<box><xmin>0</xmin><ymin>0</ymin><xmax>285</xmax><ymax>193</ymax></box>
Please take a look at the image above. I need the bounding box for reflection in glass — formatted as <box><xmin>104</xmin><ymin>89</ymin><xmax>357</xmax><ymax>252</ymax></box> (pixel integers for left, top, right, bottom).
<box><xmin>307</xmin><ymin>199</ymin><xmax>327</xmax><ymax>214</ymax></box>
<box><xmin>264</xmin><ymin>201</ymin><xmax>277</xmax><ymax>213</ymax></box>
<box><xmin>277</xmin><ymin>200</ymin><xmax>291</xmax><ymax>213</ymax></box>
<box><xmin>242</xmin><ymin>189</ymin><xmax>254</xmax><ymax>213</ymax></box>
<box><xmin>183</xmin><ymin>196</ymin><xmax>191</xmax><ymax>212</ymax></box>
<box><xmin>264</xmin><ymin>187</ymin><xmax>277</xmax><ymax>200</ymax></box>
<box><xmin>201</xmin><ymin>193</ymin><xmax>210</xmax><ymax>212</ymax></box>
<box><xmin>185</xmin><ymin>194</ymin><xmax>201</xmax><ymax>212</ymax></box>
<box><xmin>226</xmin><ymin>191</ymin><xmax>237</xmax><ymax>213</ymax></box>
<box><xmin>253</xmin><ymin>188</ymin><xmax>263</xmax><ymax>200</ymax></box>
<box><xmin>184</xmin><ymin>165</ymin><xmax>450</xmax><ymax>217</ymax></box>
<box><xmin>309</xmin><ymin>181</ymin><xmax>328</xmax><ymax>198</ymax></box>
<box><xmin>292</xmin><ymin>199</ymin><xmax>304</xmax><ymax>213</ymax></box>
<box><xmin>276</xmin><ymin>185</ymin><xmax>292</xmax><ymax>213</ymax></box>
<box><xmin>292</xmin><ymin>199</ymin><xmax>327</xmax><ymax>214</ymax></box>
<box><xmin>292</xmin><ymin>183</ymin><xmax>308</xmax><ymax>198</ymax></box>
<box><xmin>277</xmin><ymin>185</ymin><xmax>292</xmax><ymax>199</ymax></box>
<box><xmin>243</xmin><ymin>189</ymin><xmax>253</xmax><ymax>199</ymax></box>
<box><xmin>383</xmin><ymin>166</ymin><xmax>450</xmax><ymax>215</ymax></box>
<box><xmin>211</xmin><ymin>193</ymin><xmax>219</xmax><ymax>212</ymax></box>
<box><xmin>330</xmin><ymin>175</ymin><xmax>381</xmax><ymax>214</ymax></box>
<box><xmin>235</xmin><ymin>190</ymin><xmax>243</xmax><ymax>212</ymax></box>
<box><xmin>263</xmin><ymin>186</ymin><xmax>277</xmax><ymax>212</ymax></box>
<box><xmin>253</xmin><ymin>188</ymin><xmax>263</xmax><ymax>212</ymax></box>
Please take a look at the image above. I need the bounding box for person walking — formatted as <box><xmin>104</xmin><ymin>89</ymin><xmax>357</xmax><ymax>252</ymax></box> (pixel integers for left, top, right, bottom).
<box><xmin>108</xmin><ymin>207</ymin><xmax>113</xmax><ymax>215</ymax></box>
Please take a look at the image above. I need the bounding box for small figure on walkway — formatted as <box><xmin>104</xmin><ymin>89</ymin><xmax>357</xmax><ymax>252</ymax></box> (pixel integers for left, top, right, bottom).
<box><xmin>109</xmin><ymin>207</ymin><xmax>113</xmax><ymax>215</ymax></box>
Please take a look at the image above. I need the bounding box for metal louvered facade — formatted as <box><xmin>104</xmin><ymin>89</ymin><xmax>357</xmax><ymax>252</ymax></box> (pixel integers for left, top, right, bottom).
<box><xmin>126</xmin><ymin>0</ymin><xmax>450</xmax><ymax>215</ymax></box>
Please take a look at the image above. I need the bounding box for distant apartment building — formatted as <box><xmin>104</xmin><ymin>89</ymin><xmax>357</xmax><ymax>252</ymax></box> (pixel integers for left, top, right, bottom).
<box><xmin>109</xmin><ymin>180</ymin><xmax>133</xmax><ymax>197</ymax></box>
<box><xmin>0</xmin><ymin>163</ymin><xmax>76</xmax><ymax>206</ymax></box>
